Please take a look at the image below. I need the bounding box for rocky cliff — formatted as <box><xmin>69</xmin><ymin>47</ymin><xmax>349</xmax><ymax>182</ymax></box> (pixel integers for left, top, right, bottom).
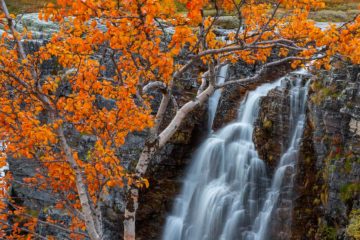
<box><xmin>292</xmin><ymin>64</ymin><xmax>360</xmax><ymax>240</ymax></box>
<box><xmin>252</xmin><ymin>64</ymin><xmax>360</xmax><ymax>240</ymax></box>
<box><xmin>135</xmin><ymin>62</ymin><xmax>292</xmax><ymax>240</ymax></box>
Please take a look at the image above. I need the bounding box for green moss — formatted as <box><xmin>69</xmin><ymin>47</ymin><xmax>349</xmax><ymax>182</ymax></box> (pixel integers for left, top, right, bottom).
<box><xmin>26</xmin><ymin>209</ymin><xmax>40</xmax><ymax>217</ymax></box>
<box><xmin>171</xmin><ymin>131</ymin><xmax>191</xmax><ymax>144</ymax></box>
<box><xmin>340</xmin><ymin>183</ymin><xmax>360</xmax><ymax>202</ymax></box>
<box><xmin>344</xmin><ymin>158</ymin><xmax>352</xmax><ymax>173</ymax></box>
<box><xmin>313</xmin><ymin>198</ymin><xmax>321</xmax><ymax>205</ymax></box>
<box><xmin>317</xmin><ymin>222</ymin><xmax>337</xmax><ymax>240</ymax></box>
<box><xmin>311</xmin><ymin>79</ymin><xmax>339</xmax><ymax>105</ymax></box>
<box><xmin>305</xmin><ymin>208</ymin><xmax>313</xmax><ymax>215</ymax></box>
<box><xmin>347</xmin><ymin>209</ymin><xmax>360</xmax><ymax>239</ymax></box>
<box><xmin>346</xmin><ymin>102</ymin><xmax>355</xmax><ymax>109</ymax></box>
<box><xmin>263</xmin><ymin>118</ymin><xmax>272</xmax><ymax>129</ymax></box>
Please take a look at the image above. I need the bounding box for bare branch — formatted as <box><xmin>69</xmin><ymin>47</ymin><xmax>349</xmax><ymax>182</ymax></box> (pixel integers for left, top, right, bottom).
<box><xmin>158</xmin><ymin>83</ymin><xmax>215</xmax><ymax>147</ymax></box>
<box><xmin>197</xmin><ymin>71</ymin><xmax>209</xmax><ymax>96</ymax></box>
<box><xmin>218</xmin><ymin>55</ymin><xmax>325</xmax><ymax>88</ymax></box>
<box><xmin>143</xmin><ymin>81</ymin><xmax>167</xmax><ymax>94</ymax></box>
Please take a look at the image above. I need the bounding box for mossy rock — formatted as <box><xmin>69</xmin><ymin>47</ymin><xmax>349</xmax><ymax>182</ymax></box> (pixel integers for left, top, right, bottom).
<box><xmin>213</xmin><ymin>16</ymin><xmax>240</xmax><ymax>29</ymax></box>
<box><xmin>263</xmin><ymin>117</ymin><xmax>273</xmax><ymax>129</ymax></box>
<box><xmin>347</xmin><ymin>209</ymin><xmax>360</xmax><ymax>239</ymax></box>
<box><xmin>317</xmin><ymin>222</ymin><xmax>337</xmax><ymax>240</ymax></box>
<box><xmin>340</xmin><ymin>183</ymin><xmax>360</xmax><ymax>202</ymax></box>
<box><xmin>170</xmin><ymin>131</ymin><xmax>192</xmax><ymax>144</ymax></box>
<box><xmin>309</xmin><ymin>10</ymin><xmax>359</xmax><ymax>22</ymax></box>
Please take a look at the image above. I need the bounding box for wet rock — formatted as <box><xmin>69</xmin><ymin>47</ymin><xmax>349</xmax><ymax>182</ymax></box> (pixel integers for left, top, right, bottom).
<box><xmin>253</xmin><ymin>74</ymin><xmax>312</xmax><ymax>172</ymax></box>
<box><xmin>277</xmin><ymin>207</ymin><xmax>292</xmax><ymax>222</ymax></box>
<box><xmin>213</xmin><ymin>16</ymin><xmax>241</xmax><ymax>29</ymax></box>
<box><xmin>349</xmin><ymin>119</ymin><xmax>360</xmax><ymax>136</ymax></box>
<box><xmin>213</xmin><ymin>61</ymin><xmax>290</xmax><ymax>130</ymax></box>
<box><xmin>135</xmin><ymin>85</ymin><xmax>208</xmax><ymax>240</ymax></box>
<box><xmin>292</xmin><ymin>64</ymin><xmax>360</xmax><ymax>240</ymax></box>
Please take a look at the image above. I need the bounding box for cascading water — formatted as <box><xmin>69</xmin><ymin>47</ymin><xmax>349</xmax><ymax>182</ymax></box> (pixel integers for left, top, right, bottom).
<box><xmin>208</xmin><ymin>65</ymin><xmax>229</xmax><ymax>131</ymax></box>
<box><xmin>162</xmin><ymin>79</ymin><xmax>282</xmax><ymax>240</ymax></box>
<box><xmin>0</xmin><ymin>141</ymin><xmax>7</xmax><ymax>178</ymax></box>
<box><xmin>247</xmin><ymin>75</ymin><xmax>310</xmax><ymax>240</ymax></box>
<box><xmin>162</xmin><ymin>72</ymin><xmax>310</xmax><ymax>240</ymax></box>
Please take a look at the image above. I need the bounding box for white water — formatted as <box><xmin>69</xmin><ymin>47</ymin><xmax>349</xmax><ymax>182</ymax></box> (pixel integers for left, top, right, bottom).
<box><xmin>162</xmin><ymin>73</ymin><xmax>310</xmax><ymax>240</ymax></box>
<box><xmin>208</xmin><ymin>65</ymin><xmax>229</xmax><ymax>130</ymax></box>
<box><xmin>162</xmin><ymin>79</ymin><xmax>282</xmax><ymax>240</ymax></box>
<box><xmin>0</xmin><ymin>13</ymin><xmax>58</xmax><ymax>40</ymax></box>
<box><xmin>247</xmin><ymin>75</ymin><xmax>310</xmax><ymax>240</ymax></box>
<box><xmin>0</xmin><ymin>141</ymin><xmax>8</xmax><ymax>199</ymax></box>
<box><xmin>0</xmin><ymin>141</ymin><xmax>7</xmax><ymax>178</ymax></box>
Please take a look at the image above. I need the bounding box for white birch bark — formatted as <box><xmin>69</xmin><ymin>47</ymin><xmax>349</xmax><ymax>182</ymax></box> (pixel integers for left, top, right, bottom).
<box><xmin>0</xmin><ymin>1</ymin><xmax>102</xmax><ymax>238</ymax></box>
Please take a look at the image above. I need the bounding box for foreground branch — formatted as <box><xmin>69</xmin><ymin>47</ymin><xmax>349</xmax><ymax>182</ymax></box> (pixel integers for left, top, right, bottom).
<box><xmin>218</xmin><ymin>55</ymin><xmax>325</xmax><ymax>88</ymax></box>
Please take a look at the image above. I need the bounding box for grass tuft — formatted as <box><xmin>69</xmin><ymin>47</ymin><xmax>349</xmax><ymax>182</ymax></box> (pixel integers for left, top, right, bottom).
<box><xmin>5</xmin><ymin>0</ymin><xmax>53</xmax><ymax>13</ymax></box>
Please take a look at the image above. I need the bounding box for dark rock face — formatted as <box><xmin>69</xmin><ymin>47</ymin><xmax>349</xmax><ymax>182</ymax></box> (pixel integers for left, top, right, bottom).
<box><xmin>136</xmin><ymin>63</ymin><xmax>293</xmax><ymax>240</ymax></box>
<box><xmin>251</xmin><ymin>65</ymin><xmax>359</xmax><ymax>240</ymax></box>
<box><xmin>133</xmin><ymin>80</ymin><xmax>209</xmax><ymax>240</ymax></box>
<box><xmin>253</xmin><ymin>86</ymin><xmax>291</xmax><ymax>171</ymax></box>
<box><xmin>291</xmin><ymin>114</ymin><xmax>323</xmax><ymax>239</ymax></box>
<box><xmin>253</xmin><ymin>74</ymin><xmax>312</xmax><ymax>171</ymax></box>
<box><xmin>8</xmin><ymin>157</ymin><xmax>55</xmax><ymax>210</ymax></box>
<box><xmin>213</xmin><ymin>62</ymin><xmax>291</xmax><ymax>130</ymax></box>
<box><xmin>291</xmin><ymin>65</ymin><xmax>360</xmax><ymax>240</ymax></box>
<box><xmin>135</xmin><ymin>122</ymin><xmax>206</xmax><ymax>240</ymax></box>
<box><xmin>252</xmin><ymin>74</ymin><xmax>311</xmax><ymax>240</ymax></box>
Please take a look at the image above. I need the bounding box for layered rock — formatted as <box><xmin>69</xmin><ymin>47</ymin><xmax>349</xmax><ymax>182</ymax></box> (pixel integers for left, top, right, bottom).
<box><xmin>251</xmin><ymin>65</ymin><xmax>359</xmax><ymax>239</ymax></box>
<box><xmin>252</xmin><ymin>73</ymin><xmax>311</xmax><ymax>240</ymax></box>
<box><xmin>292</xmin><ymin>64</ymin><xmax>360</xmax><ymax>240</ymax></box>
<box><xmin>253</xmin><ymin>82</ymin><xmax>291</xmax><ymax>170</ymax></box>
<box><xmin>212</xmin><ymin>61</ymin><xmax>291</xmax><ymax>130</ymax></box>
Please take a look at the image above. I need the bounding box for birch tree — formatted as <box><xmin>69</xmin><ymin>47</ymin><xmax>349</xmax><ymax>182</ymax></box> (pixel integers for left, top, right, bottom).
<box><xmin>0</xmin><ymin>0</ymin><xmax>359</xmax><ymax>239</ymax></box>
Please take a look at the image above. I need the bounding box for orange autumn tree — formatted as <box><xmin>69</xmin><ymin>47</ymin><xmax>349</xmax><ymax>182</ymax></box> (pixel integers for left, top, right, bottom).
<box><xmin>0</xmin><ymin>0</ymin><xmax>359</xmax><ymax>239</ymax></box>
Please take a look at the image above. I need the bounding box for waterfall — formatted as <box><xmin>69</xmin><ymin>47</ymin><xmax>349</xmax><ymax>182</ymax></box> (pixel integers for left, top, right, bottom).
<box><xmin>208</xmin><ymin>65</ymin><xmax>229</xmax><ymax>131</ymax></box>
<box><xmin>0</xmin><ymin>141</ymin><xmax>8</xmax><ymax>199</ymax></box>
<box><xmin>248</xmin><ymin>75</ymin><xmax>310</xmax><ymax>240</ymax></box>
<box><xmin>162</xmin><ymin>72</ymin><xmax>310</xmax><ymax>240</ymax></box>
<box><xmin>162</xmin><ymin>78</ymin><xmax>282</xmax><ymax>240</ymax></box>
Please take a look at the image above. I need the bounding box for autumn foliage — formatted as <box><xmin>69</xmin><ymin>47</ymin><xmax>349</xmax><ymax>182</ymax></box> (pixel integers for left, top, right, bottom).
<box><xmin>0</xmin><ymin>0</ymin><xmax>359</xmax><ymax>239</ymax></box>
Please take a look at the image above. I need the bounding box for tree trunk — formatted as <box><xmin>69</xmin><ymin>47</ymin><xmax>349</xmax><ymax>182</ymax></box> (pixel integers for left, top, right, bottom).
<box><xmin>57</xmin><ymin>126</ymin><xmax>102</xmax><ymax>240</ymax></box>
<box><xmin>124</xmin><ymin>188</ymin><xmax>138</xmax><ymax>240</ymax></box>
<box><xmin>0</xmin><ymin>1</ymin><xmax>102</xmax><ymax>238</ymax></box>
<box><xmin>123</xmin><ymin>81</ymin><xmax>217</xmax><ymax>239</ymax></box>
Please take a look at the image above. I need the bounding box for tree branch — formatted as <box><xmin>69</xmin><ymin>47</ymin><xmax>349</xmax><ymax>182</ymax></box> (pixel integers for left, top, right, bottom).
<box><xmin>143</xmin><ymin>81</ymin><xmax>167</xmax><ymax>94</ymax></box>
<box><xmin>218</xmin><ymin>55</ymin><xmax>325</xmax><ymax>88</ymax></box>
